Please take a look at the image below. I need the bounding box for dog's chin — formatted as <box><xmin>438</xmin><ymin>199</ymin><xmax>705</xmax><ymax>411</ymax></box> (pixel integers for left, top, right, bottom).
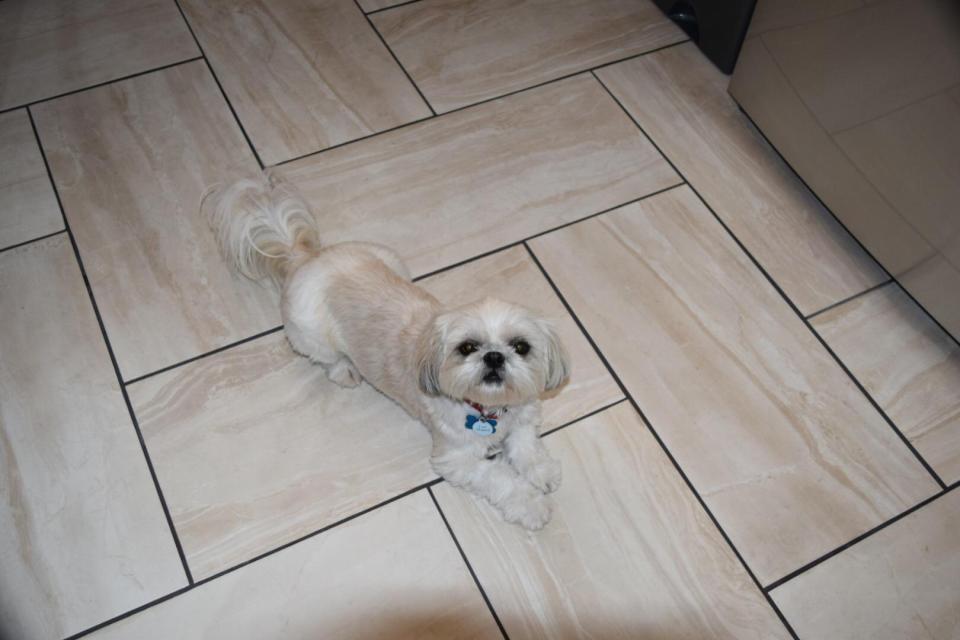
<box><xmin>460</xmin><ymin>375</ymin><xmax>538</xmax><ymax>407</ymax></box>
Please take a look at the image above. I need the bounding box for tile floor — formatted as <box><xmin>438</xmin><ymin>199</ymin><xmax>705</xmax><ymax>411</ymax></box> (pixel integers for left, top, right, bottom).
<box><xmin>0</xmin><ymin>1</ymin><xmax>958</xmax><ymax>639</ymax></box>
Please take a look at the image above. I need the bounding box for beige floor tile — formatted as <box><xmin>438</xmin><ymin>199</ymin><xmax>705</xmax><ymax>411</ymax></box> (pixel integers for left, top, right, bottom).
<box><xmin>32</xmin><ymin>61</ymin><xmax>278</xmax><ymax>382</ymax></box>
<box><xmin>0</xmin><ymin>0</ymin><xmax>199</xmax><ymax>111</ymax></box>
<box><xmin>88</xmin><ymin>492</ymin><xmax>500</xmax><ymax>640</ymax></box>
<box><xmin>434</xmin><ymin>402</ymin><xmax>791</xmax><ymax>640</ymax></box>
<box><xmin>772</xmin><ymin>489</ymin><xmax>960</xmax><ymax>640</ymax></box>
<box><xmin>180</xmin><ymin>0</ymin><xmax>430</xmax><ymax>166</ymax></box>
<box><xmin>597</xmin><ymin>42</ymin><xmax>886</xmax><ymax>315</ymax></box>
<box><xmin>0</xmin><ymin>109</ymin><xmax>62</xmax><ymax>250</ymax></box>
<box><xmin>130</xmin><ymin>246</ymin><xmax>619</xmax><ymax>579</ymax></box>
<box><xmin>529</xmin><ymin>186</ymin><xmax>939</xmax><ymax>584</ymax></box>
<box><xmin>811</xmin><ymin>285</ymin><xmax>960</xmax><ymax>484</ymax></box>
<box><xmin>274</xmin><ymin>74</ymin><xmax>679</xmax><ymax>278</ymax></box>
<box><xmin>372</xmin><ymin>0</ymin><xmax>685</xmax><ymax>112</ymax></box>
<box><xmin>0</xmin><ymin>236</ymin><xmax>186</xmax><ymax>639</ymax></box>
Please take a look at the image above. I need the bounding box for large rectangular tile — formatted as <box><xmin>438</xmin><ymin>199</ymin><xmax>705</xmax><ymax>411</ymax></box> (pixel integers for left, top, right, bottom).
<box><xmin>772</xmin><ymin>489</ymin><xmax>960</xmax><ymax>640</ymax></box>
<box><xmin>0</xmin><ymin>109</ymin><xmax>62</xmax><ymax>250</ymax></box>
<box><xmin>0</xmin><ymin>0</ymin><xmax>199</xmax><ymax>110</ymax></box>
<box><xmin>811</xmin><ymin>285</ymin><xmax>960</xmax><ymax>484</ymax></box>
<box><xmin>760</xmin><ymin>0</ymin><xmax>960</xmax><ymax>133</ymax></box>
<box><xmin>434</xmin><ymin>403</ymin><xmax>791</xmax><ymax>640</ymax></box>
<box><xmin>89</xmin><ymin>492</ymin><xmax>500</xmax><ymax>640</ymax></box>
<box><xmin>0</xmin><ymin>236</ymin><xmax>186</xmax><ymax>640</ymax></box>
<box><xmin>529</xmin><ymin>187</ymin><xmax>939</xmax><ymax>584</ymax></box>
<box><xmin>597</xmin><ymin>42</ymin><xmax>886</xmax><ymax>315</ymax></box>
<box><xmin>274</xmin><ymin>74</ymin><xmax>679</xmax><ymax>278</ymax></box>
<box><xmin>180</xmin><ymin>0</ymin><xmax>430</xmax><ymax>165</ymax></box>
<box><xmin>130</xmin><ymin>246</ymin><xmax>620</xmax><ymax>579</ymax></box>
<box><xmin>33</xmin><ymin>61</ymin><xmax>277</xmax><ymax>381</ymax></box>
<box><xmin>372</xmin><ymin>0</ymin><xmax>685</xmax><ymax>112</ymax></box>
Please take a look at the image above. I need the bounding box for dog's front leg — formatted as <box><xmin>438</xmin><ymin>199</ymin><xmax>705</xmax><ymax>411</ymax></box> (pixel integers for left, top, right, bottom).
<box><xmin>431</xmin><ymin>441</ymin><xmax>553</xmax><ymax>530</ymax></box>
<box><xmin>504</xmin><ymin>422</ymin><xmax>562</xmax><ymax>494</ymax></box>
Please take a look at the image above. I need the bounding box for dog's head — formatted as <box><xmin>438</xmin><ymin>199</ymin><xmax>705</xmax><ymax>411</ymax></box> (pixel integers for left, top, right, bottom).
<box><xmin>416</xmin><ymin>297</ymin><xmax>570</xmax><ymax>406</ymax></box>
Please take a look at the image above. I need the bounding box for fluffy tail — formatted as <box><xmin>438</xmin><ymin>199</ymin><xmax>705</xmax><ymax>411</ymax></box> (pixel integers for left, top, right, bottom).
<box><xmin>202</xmin><ymin>178</ymin><xmax>320</xmax><ymax>288</ymax></box>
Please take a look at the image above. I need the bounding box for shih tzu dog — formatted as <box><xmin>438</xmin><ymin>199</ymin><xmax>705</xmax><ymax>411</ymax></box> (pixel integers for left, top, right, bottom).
<box><xmin>205</xmin><ymin>179</ymin><xmax>570</xmax><ymax>530</ymax></box>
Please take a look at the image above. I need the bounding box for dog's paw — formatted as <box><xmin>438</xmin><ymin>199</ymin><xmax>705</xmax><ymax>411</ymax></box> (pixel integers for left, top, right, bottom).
<box><xmin>517</xmin><ymin>456</ymin><xmax>563</xmax><ymax>493</ymax></box>
<box><xmin>499</xmin><ymin>488</ymin><xmax>554</xmax><ymax>531</ymax></box>
<box><xmin>326</xmin><ymin>359</ymin><xmax>361</xmax><ymax>388</ymax></box>
<box><xmin>521</xmin><ymin>456</ymin><xmax>562</xmax><ymax>494</ymax></box>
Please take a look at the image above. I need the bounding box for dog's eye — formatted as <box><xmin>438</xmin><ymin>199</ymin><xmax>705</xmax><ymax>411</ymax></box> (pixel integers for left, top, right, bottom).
<box><xmin>457</xmin><ymin>342</ymin><xmax>478</xmax><ymax>356</ymax></box>
<box><xmin>512</xmin><ymin>340</ymin><xmax>531</xmax><ymax>356</ymax></box>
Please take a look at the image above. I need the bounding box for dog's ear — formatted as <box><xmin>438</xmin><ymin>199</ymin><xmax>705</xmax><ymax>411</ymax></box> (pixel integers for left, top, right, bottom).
<box><xmin>538</xmin><ymin>319</ymin><xmax>571</xmax><ymax>392</ymax></box>
<box><xmin>416</xmin><ymin>319</ymin><xmax>445</xmax><ymax>396</ymax></box>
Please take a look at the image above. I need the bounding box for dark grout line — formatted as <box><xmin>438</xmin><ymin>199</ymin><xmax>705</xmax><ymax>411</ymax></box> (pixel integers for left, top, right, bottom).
<box><xmin>124</xmin><ymin>325</ymin><xmax>284</xmax><ymax>386</ymax></box>
<box><xmin>411</xmin><ymin>182</ymin><xmax>686</xmax><ymax>283</ymax></box>
<box><xmin>365</xmin><ymin>0</ymin><xmax>425</xmax><ymax>15</ymax></box>
<box><xmin>358</xmin><ymin>0</ymin><xmax>437</xmax><ymax>116</ymax></box>
<box><xmin>26</xmin><ymin>108</ymin><xmax>196</xmax><ymax>589</ymax></box>
<box><xmin>62</xmin><ymin>479</ymin><xmax>443</xmax><ymax>640</ymax></box>
<box><xmin>269</xmin><ymin>38</ymin><xmax>691</xmax><ymax>169</ymax></box>
<box><xmin>540</xmin><ymin>398</ymin><xmax>628</xmax><ymax>438</ymax></box>
<box><xmin>0</xmin><ymin>57</ymin><xmax>204</xmax><ymax>117</ymax></box>
<box><xmin>765</xmin><ymin>482</ymin><xmax>959</xmax><ymax>592</ymax></box>
<box><xmin>0</xmin><ymin>229</ymin><xmax>68</xmax><ymax>255</ymax></box>
<box><xmin>521</xmin><ymin>242</ymin><xmax>800</xmax><ymax>640</ymax></box>
<box><xmin>171</xmin><ymin>0</ymin><xmax>266</xmax><ymax>170</ymax></box>
<box><xmin>592</xmin><ymin>71</ymin><xmax>948</xmax><ymax>492</ymax></box>
<box><xmin>60</xmin><ymin>393</ymin><xmax>632</xmax><ymax>639</ymax></box>
<box><xmin>427</xmin><ymin>487</ymin><xmax>510</xmax><ymax>640</ymax></box>
<box><xmin>805</xmin><ymin>278</ymin><xmax>894</xmax><ymax>321</ymax></box>
<box><xmin>734</xmin><ymin>105</ymin><xmax>960</xmax><ymax>353</ymax></box>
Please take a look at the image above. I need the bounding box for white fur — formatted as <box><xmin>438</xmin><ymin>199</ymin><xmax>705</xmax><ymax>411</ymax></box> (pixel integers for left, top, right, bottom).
<box><xmin>204</xmin><ymin>178</ymin><xmax>571</xmax><ymax>530</ymax></box>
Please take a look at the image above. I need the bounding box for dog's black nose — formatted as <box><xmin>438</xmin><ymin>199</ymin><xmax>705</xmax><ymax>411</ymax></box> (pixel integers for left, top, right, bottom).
<box><xmin>483</xmin><ymin>351</ymin><xmax>505</xmax><ymax>369</ymax></box>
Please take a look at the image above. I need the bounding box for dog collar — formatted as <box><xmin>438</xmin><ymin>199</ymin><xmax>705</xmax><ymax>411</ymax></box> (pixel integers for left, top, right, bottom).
<box><xmin>463</xmin><ymin>400</ymin><xmax>506</xmax><ymax>436</ymax></box>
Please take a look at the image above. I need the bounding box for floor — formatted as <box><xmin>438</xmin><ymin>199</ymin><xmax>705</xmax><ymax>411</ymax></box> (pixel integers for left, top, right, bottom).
<box><xmin>1</xmin><ymin>1</ymin><xmax>958</xmax><ymax>639</ymax></box>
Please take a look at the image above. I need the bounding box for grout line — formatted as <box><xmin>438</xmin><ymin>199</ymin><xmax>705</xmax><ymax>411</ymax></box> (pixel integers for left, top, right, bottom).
<box><xmin>26</xmin><ymin>108</ymin><xmax>195</xmax><ymax>588</ymax></box>
<box><xmin>411</xmin><ymin>182</ymin><xmax>686</xmax><ymax>283</ymax></box>
<box><xmin>269</xmin><ymin>38</ymin><xmax>691</xmax><ymax>169</ymax></box>
<box><xmin>521</xmin><ymin>242</ymin><xmax>800</xmax><ymax>639</ymax></box>
<box><xmin>0</xmin><ymin>57</ymin><xmax>204</xmax><ymax>116</ymax></box>
<box><xmin>427</xmin><ymin>487</ymin><xmax>510</xmax><ymax>640</ymax></box>
<box><xmin>60</xmin><ymin>397</ymin><xmax>631</xmax><ymax>639</ymax></box>
<box><xmin>121</xmin><ymin>183</ymin><xmax>686</xmax><ymax>393</ymax></box>
<box><xmin>734</xmin><ymin>105</ymin><xmax>960</xmax><ymax>353</ymax></box>
<box><xmin>124</xmin><ymin>325</ymin><xmax>284</xmax><ymax>386</ymax></box>
<box><xmin>0</xmin><ymin>228</ymin><xmax>68</xmax><ymax>255</ymax></box>
<box><xmin>540</xmin><ymin>398</ymin><xmax>628</xmax><ymax>438</ymax></box>
<box><xmin>765</xmin><ymin>482</ymin><xmax>959</xmax><ymax>592</ymax></box>
<box><xmin>62</xmin><ymin>479</ymin><xmax>443</xmax><ymax>640</ymax></box>
<box><xmin>592</xmin><ymin>71</ymin><xmax>948</xmax><ymax>491</ymax></box>
<box><xmin>365</xmin><ymin>0</ymin><xmax>425</xmax><ymax>15</ymax></box>
<box><xmin>805</xmin><ymin>278</ymin><xmax>894</xmax><ymax>320</ymax></box>
<box><xmin>171</xmin><ymin>0</ymin><xmax>266</xmax><ymax>170</ymax></box>
<box><xmin>357</xmin><ymin>0</ymin><xmax>437</xmax><ymax>116</ymax></box>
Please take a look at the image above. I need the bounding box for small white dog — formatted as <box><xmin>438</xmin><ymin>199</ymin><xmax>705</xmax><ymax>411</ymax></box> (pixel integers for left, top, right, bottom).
<box><xmin>205</xmin><ymin>179</ymin><xmax>570</xmax><ymax>530</ymax></box>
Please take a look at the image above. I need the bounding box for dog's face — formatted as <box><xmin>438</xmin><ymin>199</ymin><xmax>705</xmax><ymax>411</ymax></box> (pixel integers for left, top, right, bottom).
<box><xmin>417</xmin><ymin>297</ymin><xmax>570</xmax><ymax>406</ymax></box>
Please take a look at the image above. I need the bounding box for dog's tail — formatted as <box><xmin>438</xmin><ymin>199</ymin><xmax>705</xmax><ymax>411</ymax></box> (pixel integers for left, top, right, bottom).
<box><xmin>202</xmin><ymin>178</ymin><xmax>320</xmax><ymax>288</ymax></box>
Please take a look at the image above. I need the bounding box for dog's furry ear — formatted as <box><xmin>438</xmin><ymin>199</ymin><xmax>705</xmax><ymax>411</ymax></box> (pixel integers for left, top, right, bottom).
<box><xmin>416</xmin><ymin>319</ymin><xmax>446</xmax><ymax>396</ymax></box>
<box><xmin>538</xmin><ymin>320</ymin><xmax>571</xmax><ymax>392</ymax></box>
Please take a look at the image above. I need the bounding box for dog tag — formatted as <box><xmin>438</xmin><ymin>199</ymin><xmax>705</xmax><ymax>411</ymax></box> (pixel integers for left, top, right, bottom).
<box><xmin>465</xmin><ymin>414</ymin><xmax>497</xmax><ymax>435</ymax></box>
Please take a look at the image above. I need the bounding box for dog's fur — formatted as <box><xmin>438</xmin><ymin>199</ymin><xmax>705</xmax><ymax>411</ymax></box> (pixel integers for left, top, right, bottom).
<box><xmin>205</xmin><ymin>179</ymin><xmax>570</xmax><ymax>529</ymax></box>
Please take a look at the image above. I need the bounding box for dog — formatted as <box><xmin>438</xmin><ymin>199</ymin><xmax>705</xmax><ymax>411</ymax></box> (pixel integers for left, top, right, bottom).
<box><xmin>204</xmin><ymin>179</ymin><xmax>570</xmax><ymax>530</ymax></box>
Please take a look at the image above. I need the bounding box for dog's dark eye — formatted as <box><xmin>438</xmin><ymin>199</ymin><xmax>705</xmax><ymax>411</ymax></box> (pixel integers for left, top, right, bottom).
<box><xmin>457</xmin><ymin>341</ymin><xmax>478</xmax><ymax>356</ymax></box>
<box><xmin>512</xmin><ymin>340</ymin><xmax>531</xmax><ymax>356</ymax></box>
